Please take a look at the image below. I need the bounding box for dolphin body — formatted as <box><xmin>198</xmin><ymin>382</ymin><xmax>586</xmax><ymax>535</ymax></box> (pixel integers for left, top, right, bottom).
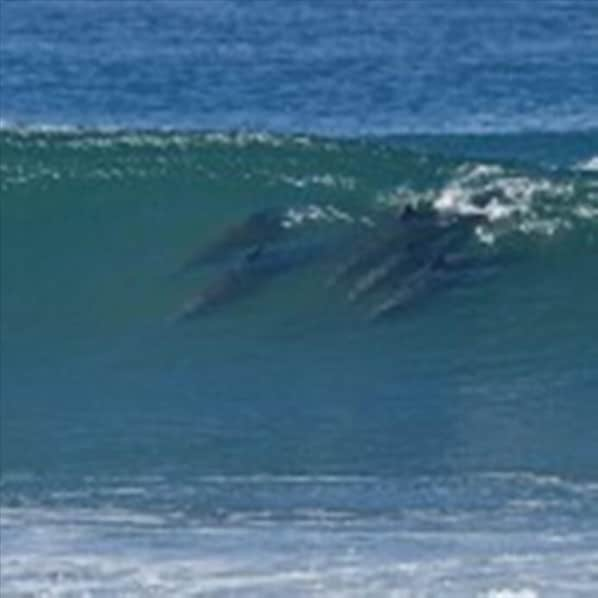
<box><xmin>367</xmin><ymin>264</ymin><xmax>455</xmax><ymax>321</ymax></box>
<box><xmin>327</xmin><ymin>206</ymin><xmax>440</xmax><ymax>287</ymax></box>
<box><xmin>171</xmin><ymin>203</ymin><xmax>492</xmax><ymax>322</ymax></box>
<box><xmin>343</xmin><ymin>208</ymin><xmax>485</xmax><ymax>303</ymax></box>
<box><xmin>172</xmin><ymin>203</ymin><xmax>360</xmax><ymax>321</ymax></box>
<box><xmin>347</xmin><ymin>222</ymin><xmax>460</xmax><ymax>302</ymax></box>
<box><xmin>367</xmin><ymin>249</ymin><xmax>504</xmax><ymax>322</ymax></box>
<box><xmin>172</xmin><ymin>239</ymin><xmax>337</xmax><ymax>321</ymax></box>
<box><xmin>173</xmin><ymin>258</ymin><xmax>269</xmax><ymax>322</ymax></box>
<box><xmin>177</xmin><ymin>208</ymin><xmax>286</xmax><ymax>275</ymax></box>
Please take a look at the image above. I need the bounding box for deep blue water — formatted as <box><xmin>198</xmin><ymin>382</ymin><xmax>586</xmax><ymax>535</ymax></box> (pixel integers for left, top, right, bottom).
<box><xmin>2</xmin><ymin>0</ymin><xmax>598</xmax><ymax>133</ymax></box>
<box><xmin>1</xmin><ymin>2</ymin><xmax>598</xmax><ymax>596</ymax></box>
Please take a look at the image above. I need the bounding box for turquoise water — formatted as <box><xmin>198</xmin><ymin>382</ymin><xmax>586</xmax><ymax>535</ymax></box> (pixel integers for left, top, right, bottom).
<box><xmin>1</xmin><ymin>2</ymin><xmax>598</xmax><ymax>596</ymax></box>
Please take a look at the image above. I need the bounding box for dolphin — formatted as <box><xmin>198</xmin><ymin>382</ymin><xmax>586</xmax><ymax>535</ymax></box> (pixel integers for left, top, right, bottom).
<box><xmin>172</xmin><ymin>238</ymin><xmax>335</xmax><ymax>321</ymax></box>
<box><xmin>347</xmin><ymin>211</ymin><xmax>485</xmax><ymax>303</ymax></box>
<box><xmin>172</xmin><ymin>260</ymin><xmax>266</xmax><ymax>321</ymax></box>
<box><xmin>347</xmin><ymin>250</ymin><xmax>410</xmax><ymax>302</ymax></box>
<box><xmin>327</xmin><ymin>206</ymin><xmax>439</xmax><ymax>287</ymax></box>
<box><xmin>177</xmin><ymin>208</ymin><xmax>286</xmax><ymax>275</ymax></box>
<box><xmin>367</xmin><ymin>259</ymin><xmax>458</xmax><ymax>321</ymax></box>
<box><xmin>367</xmin><ymin>246</ymin><xmax>504</xmax><ymax>322</ymax></box>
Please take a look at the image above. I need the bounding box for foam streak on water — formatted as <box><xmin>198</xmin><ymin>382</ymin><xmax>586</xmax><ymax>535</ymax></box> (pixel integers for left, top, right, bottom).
<box><xmin>2</xmin><ymin>474</ymin><xmax>598</xmax><ymax>597</ymax></box>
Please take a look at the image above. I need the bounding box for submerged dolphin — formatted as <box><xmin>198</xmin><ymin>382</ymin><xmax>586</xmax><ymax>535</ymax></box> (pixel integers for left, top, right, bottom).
<box><xmin>173</xmin><ymin>259</ymin><xmax>267</xmax><ymax>321</ymax></box>
<box><xmin>367</xmin><ymin>249</ymin><xmax>503</xmax><ymax>321</ymax></box>
<box><xmin>327</xmin><ymin>206</ymin><xmax>436</xmax><ymax>287</ymax></box>
<box><xmin>345</xmin><ymin>209</ymin><xmax>485</xmax><ymax>302</ymax></box>
<box><xmin>178</xmin><ymin>208</ymin><xmax>286</xmax><ymax>275</ymax></box>
<box><xmin>347</xmin><ymin>224</ymin><xmax>455</xmax><ymax>302</ymax></box>
<box><xmin>170</xmin><ymin>201</ymin><xmax>496</xmax><ymax>323</ymax></box>
<box><xmin>368</xmin><ymin>265</ymin><xmax>453</xmax><ymax>321</ymax></box>
<box><xmin>172</xmin><ymin>239</ymin><xmax>334</xmax><ymax>321</ymax></box>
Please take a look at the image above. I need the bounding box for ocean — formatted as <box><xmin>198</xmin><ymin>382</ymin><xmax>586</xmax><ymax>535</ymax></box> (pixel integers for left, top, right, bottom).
<box><xmin>1</xmin><ymin>1</ymin><xmax>598</xmax><ymax>596</ymax></box>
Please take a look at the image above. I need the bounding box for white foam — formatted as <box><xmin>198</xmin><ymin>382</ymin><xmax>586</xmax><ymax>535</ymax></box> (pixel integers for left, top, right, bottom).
<box><xmin>279</xmin><ymin>173</ymin><xmax>356</xmax><ymax>190</ymax></box>
<box><xmin>282</xmin><ymin>204</ymin><xmax>361</xmax><ymax>229</ymax></box>
<box><xmin>3</xmin><ymin>498</ymin><xmax>598</xmax><ymax>597</ymax></box>
<box><xmin>193</xmin><ymin>474</ymin><xmax>379</xmax><ymax>485</ymax></box>
<box><xmin>2</xmin><ymin>505</ymin><xmax>167</xmax><ymax>528</ymax></box>
<box><xmin>375</xmin><ymin>185</ymin><xmax>432</xmax><ymax>210</ymax></box>
<box><xmin>482</xmin><ymin>590</ymin><xmax>538</xmax><ymax>598</ymax></box>
<box><xmin>574</xmin><ymin>156</ymin><xmax>598</xmax><ymax>172</ymax></box>
<box><xmin>0</xmin><ymin>120</ymin><xmax>81</xmax><ymax>133</ymax></box>
<box><xmin>202</xmin><ymin>130</ymin><xmax>316</xmax><ymax>148</ymax></box>
<box><xmin>378</xmin><ymin>163</ymin><xmax>577</xmax><ymax>243</ymax></box>
<box><xmin>574</xmin><ymin>205</ymin><xmax>598</xmax><ymax>220</ymax></box>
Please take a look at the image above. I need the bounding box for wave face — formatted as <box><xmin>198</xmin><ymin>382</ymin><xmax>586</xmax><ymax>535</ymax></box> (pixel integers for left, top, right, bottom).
<box><xmin>2</xmin><ymin>129</ymin><xmax>598</xmax><ymax>595</ymax></box>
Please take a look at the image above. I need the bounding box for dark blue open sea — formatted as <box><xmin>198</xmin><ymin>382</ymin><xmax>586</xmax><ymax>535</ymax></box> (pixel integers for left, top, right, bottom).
<box><xmin>1</xmin><ymin>1</ymin><xmax>598</xmax><ymax>596</ymax></box>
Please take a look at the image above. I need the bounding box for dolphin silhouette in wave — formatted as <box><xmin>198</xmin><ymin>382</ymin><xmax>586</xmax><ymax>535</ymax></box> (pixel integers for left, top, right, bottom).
<box><xmin>170</xmin><ymin>203</ymin><xmax>496</xmax><ymax>323</ymax></box>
